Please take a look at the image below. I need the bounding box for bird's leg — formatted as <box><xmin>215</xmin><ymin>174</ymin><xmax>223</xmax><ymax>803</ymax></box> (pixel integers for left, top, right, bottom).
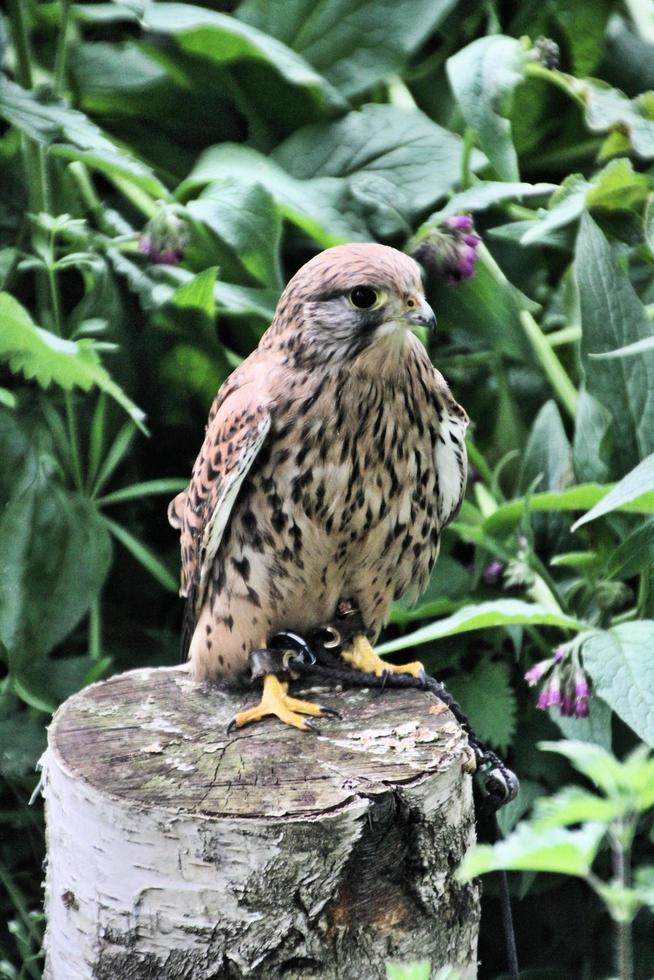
<box><xmin>227</xmin><ymin>674</ymin><xmax>339</xmax><ymax>733</ymax></box>
<box><xmin>340</xmin><ymin>633</ymin><xmax>426</xmax><ymax>683</ymax></box>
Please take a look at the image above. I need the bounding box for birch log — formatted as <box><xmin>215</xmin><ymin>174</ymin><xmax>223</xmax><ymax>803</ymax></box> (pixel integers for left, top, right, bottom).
<box><xmin>42</xmin><ymin>665</ymin><xmax>481</xmax><ymax>979</ymax></box>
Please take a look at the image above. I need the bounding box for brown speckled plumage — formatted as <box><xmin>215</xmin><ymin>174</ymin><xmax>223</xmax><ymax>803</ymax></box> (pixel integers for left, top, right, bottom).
<box><xmin>169</xmin><ymin>244</ymin><xmax>468</xmax><ymax>680</ymax></box>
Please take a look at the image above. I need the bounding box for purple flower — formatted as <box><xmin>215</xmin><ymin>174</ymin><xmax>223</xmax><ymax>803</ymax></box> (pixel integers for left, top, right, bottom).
<box><xmin>445</xmin><ymin>215</ymin><xmax>474</xmax><ymax>233</ymax></box>
<box><xmin>483</xmin><ymin>559</ymin><xmax>505</xmax><ymax>585</ymax></box>
<box><xmin>526</xmin><ymin>639</ymin><xmax>593</xmax><ymax>719</ymax></box>
<box><xmin>410</xmin><ymin>214</ymin><xmax>481</xmax><ymax>286</ymax></box>
<box><xmin>138</xmin><ymin>203</ymin><xmax>187</xmax><ymax>266</ymax></box>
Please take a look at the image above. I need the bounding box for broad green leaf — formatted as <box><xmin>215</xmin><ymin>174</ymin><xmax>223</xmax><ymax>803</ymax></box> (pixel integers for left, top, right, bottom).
<box><xmin>583</xmin><ymin>623</ymin><xmax>654</xmax><ymax>746</ymax></box>
<box><xmin>188</xmin><ymin>180</ymin><xmax>282</xmax><ymax>288</ymax></box>
<box><xmin>573</xmin><ymin>387</ymin><xmax>612</xmax><ymax>484</ymax></box>
<box><xmin>238</xmin><ymin>0</ymin><xmax>456</xmax><ymax>97</ymax></box>
<box><xmin>572</xmin><ymin>453</ymin><xmax>654</xmax><ymax>531</ymax></box>
<box><xmin>483</xmin><ymin>483</ymin><xmax>654</xmax><ymax>535</ymax></box>
<box><xmin>169</xmin><ymin>267</ymin><xmax>217</xmax><ymax>318</ymax></box>
<box><xmin>457</xmin><ymin>822</ymin><xmax>606</xmax><ymax>880</ymax></box>
<box><xmin>141</xmin><ymin>2</ymin><xmax>345</xmax><ymax>113</ymax></box>
<box><xmin>447</xmin><ymin>35</ymin><xmax>528</xmax><ymax>181</ymax></box>
<box><xmin>102</xmin><ymin>517</ymin><xmax>178</xmax><ymax>592</ymax></box>
<box><xmin>538</xmin><ymin>740</ymin><xmax>626</xmax><ymax>795</ymax></box>
<box><xmin>431</xmin><ymin>180</ymin><xmax>556</xmax><ymax>220</ymax></box>
<box><xmin>0</xmin><ymin>716</ymin><xmax>47</xmax><ymax>780</ymax></box>
<box><xmin>0</xmin><ymin>293</ymin><xmax>147</xmax><ymax>431</ymax></box>
<box><xmin>447</xmin><ymin>660</ymin><xmax>517</xmax><ymax>752</ymax></box>
<box><xmin>550</xmin><ymin>695</ymin><xmax>613</xmax><ymax>750</ymax></box>
<box><xmin>532</xmin><ymin>786</ymin><xmax>624</xmax><ymax>829</ymax></box>
<box><xmin>606</xmin><ymin>519</ymin><xmax>654</xmax><ymax>579</ymax></box>
<box><xmin>520</xmin><ymin>175</ymin><xmax>588</xmax><ymax>246</ymax></box>
<box><xmin>0</xmin><ymin>483</ymin><xmax>112</xmax><ymax>671</ymax></box>
<box><xmin>0</xmin><ymin>77</ymin><xmax>166</xmax><ymax>198</ymax></box>
<box><xmin>376</xmin><ymin>600</ymin><xmax>584</xmax><ymax>655</ymax></box>
<box><xmin>569</xmin><ymin>75</ymin><xmax>654</xmax><ymax>158</ymax></box>
<box><xmin>179</xmin><ymin>143</ymin><xmax>367</xmax><ymax>245</ymax></box>
<box><xmin>273</xmin><ymin>105</ymin><xmax>483</xmax><ymax>225</ymax></box>
<box><xmin>519</xmin><ymin>400</ymin><xmax>573</xmax><ymax>494</ymax></box>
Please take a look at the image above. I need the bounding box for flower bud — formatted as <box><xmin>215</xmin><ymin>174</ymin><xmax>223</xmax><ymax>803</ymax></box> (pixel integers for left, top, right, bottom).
<box><xmin>138</xmin><ymin>202</ymin><xmax>187</xmax><ymax>265</ymax></box>
<box><xmin>410</xmin><ymin>214</ymin><xmax>481</xmax><ymax>285</ymax></box>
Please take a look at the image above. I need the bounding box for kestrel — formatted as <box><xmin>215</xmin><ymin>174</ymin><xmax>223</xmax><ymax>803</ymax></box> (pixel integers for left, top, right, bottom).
<box><xmin>168</xmin><ymin>243</ymin><xmax>468</xmax><ymax>730</ymax></box>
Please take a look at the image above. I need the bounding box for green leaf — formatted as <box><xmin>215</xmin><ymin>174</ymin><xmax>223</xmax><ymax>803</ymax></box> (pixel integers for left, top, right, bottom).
<box><xmin>538</xmin><ymin>739</ymin><xmax>626</xmax><ymax>795</ymax></box>
<box><xmin>0</xmin><ymin>715</ymin><xmax>47</xmax><ymax>781</ymax></box>
<box><xmin>0</xmin><ymin>387</ymin><xmax>16</xmax><ymax>408</ymax></box>
<box><xmin>141</xmin><ymin>2</ymin><xmax>345</xmax><ymax>112</ymax></box>
<box><xmin>634</xmin><ymin>866</ymin><xmax>654</xmax><ymax>913</ymax></box>
<box><xmin>238</xmin><ymin>0</ymin><xmax>456</xmax><ymax>98</ymax></box>
<box><xmin>0</xmin><ymin>293</ymin><xmax>147</xmax><ymax>431</ymax></box>
<box><xmin>273</xmin><ymin>105</ymin><xmax>483</xmax><ymax>226</ymax></box>
<box><xmin>168</xmin><ymin>267</ymin><xmax>217</xmax><ymax>319</ymax></box>
<box><xmin>582</xmin><ymin>623</ymin><xmax>654</xmax><ymax>746</ymax></box>
<box><xmin>573</xmin><ymin>387</ymin><xmax>612</xmax><ymax>484</ymax></box>
<box><xmin>102</xmin><ymin>517</ymin><xmax>178</xmax><ymax>592</ymax></box>
<box><xmin>385</xmin><ymin>961</ymin><xmax>432</xmax><ymax>980</ymax></box>
<box><xmin>446</xmin><ymin>35</ymin><xmax>528</xmax><ymax>181</ymax></box>
<box><xmin>179</xmin><ymin>143</ymin><xmax>367</xmax><ymax>246</ymax></box>
<box><xmin>457</xmin><ymin>822</ymin><xmax>606</xmax><ymax>880</ymax></box>
<box><xmin>570</xmin><ymin>75</ymin><xmax>654</xmax><ymax>158</ymax></box>
<box><xmin>447</xmin><ymin>660</ymin><xmax>517</xmax><ymax>752</ymax></box>
<box><xmin>484</xmin><ymin>483</ymin><xmax>654</xmax><ymax>535</ymax></box>
<box><xmin>532</xmin><ymin>785</ymin><xmax>624</xmax><ymax>830</ymax></box>
<box><xmin>431</xmin><ymin>180</ymin><xmax>556</xmax><ymax>220</ymax></box>
<box><xmin>0</xmin><ymin>481</ymin><xmax>112</xmax><ymax>671</ymax></box>
<box><xmin>588</xmin><ymin>336</ymin><xmax>654</xmax><ymax>360</ymax></box>
<box><xmin>96</xmin><ymin>478</ymin><xmax>187</xmax><ymax>507</ymax></box>
<box><xmin>549</xmin><ymin>696</ymin><xmax>613</xmax><ymax>750</ymax></box>
<box><xmin>519</xmin><ymin>400</ymin><xmax>573</xmax><ymax>494</ymax></box>
<box><xmin>572</xmin><ymin>453</ymin><xmax>654</xmax><ymax>531</ymax></box>
<box><xmin>376</xmin><ymin>600</ymin><xmax>584</xmax><ymax>655</ymax></box>
<box><xmin>188</xmin><ymin>180</ymin><xmax>282</xmax><ymax>288</ymax></box>
<box><xmin>606</xmin><ymin>519</ymin><xmax>654</xmax><ymax>580</ymax></box>
<box><xmin>0</xmin><ymin>77</ymin><xmax>166</xmax><ymax>198</ymax></box>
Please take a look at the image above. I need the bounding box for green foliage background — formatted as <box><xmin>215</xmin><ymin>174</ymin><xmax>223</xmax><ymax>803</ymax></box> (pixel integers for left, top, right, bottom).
<box><xmin>1</xmin><ymin>0</ymin><xmax>654</xmax><ymax>976</ymax></box>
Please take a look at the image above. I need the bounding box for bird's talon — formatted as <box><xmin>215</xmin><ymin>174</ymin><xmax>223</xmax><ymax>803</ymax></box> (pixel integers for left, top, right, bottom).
<box><xmin>304</xmin><ymin>718</ymin><xmax>321</xmax><ymax>734</ymax></box>
<box><xmin>229</xmin><ymin>674</ymin><xmax>336</xmax><ymax>732</ymax></box>
<box><xmin>319</xmin><ymin>705</ymin><xmax>342</xmax><ymax>718</ymax></box>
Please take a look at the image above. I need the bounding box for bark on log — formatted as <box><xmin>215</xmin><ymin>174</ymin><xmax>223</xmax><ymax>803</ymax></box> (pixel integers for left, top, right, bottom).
<box><xmin>42</xmin><ymin>665</ymin><xmax>481</xmax><ymax>979</ymax></box>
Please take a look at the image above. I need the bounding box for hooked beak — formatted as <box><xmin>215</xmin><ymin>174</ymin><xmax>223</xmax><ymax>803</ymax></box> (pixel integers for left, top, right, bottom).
<box><xmin>405</xmin><ymin>298</ymin><xmax>437</xmax><ymax>333</ymax></box>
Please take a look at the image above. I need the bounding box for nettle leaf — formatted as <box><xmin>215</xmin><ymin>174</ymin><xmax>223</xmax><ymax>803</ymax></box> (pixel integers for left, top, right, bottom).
<box><xmin>141</xmin><ymin>2</ymin><xmax>345</xmax><ymax>113</ymax></box>
<box><xmin>237</xmin><ymin>0</ymin><xmax>456</xmax><ymax>98</ymax></box>
<box><xmin>187</xmin><ymin>179</ymin><xmax>283</xmax><ymax>288</ymax></box>
<box><xmin>448</xmin><ymin>660</ymin><xmax>517</xmax><ymax>752</ymax></box>
<box><xmin>0</xmin><ymin>292</ymin><xmax>146</xmax><ymax>431</ymax></box>
<box><xmin>572</xmin><ymin>453</ymin><xmax>654</xmax><ymax>531</ymax></box>
<box><xmin>457</xmin><ymin>822</ymin><xmax>606</xmax><ymax>880</ymax></box>
<box><xmin>447</xmin><ymin>35</ymin><xmax>528</xmax><ymax>181</ymax></box>
<box><xmin>0</xmin><ymin>77</ymin><xmax>166</xmax><ymax>197</ymax></box>
<box><xmin>575</xmin><ymin>214</ymin><xmax>654</xmax><ymax>476</ymax></box>
<box><xmin>179</xmin><ymin>143</ymin><xmax>367</xmax><ymax>245</ymax></box>
<box><xmin>273</xmin><ymin>105</ymin><xmax>483</xmax><ymax>225</ymax></box>
<box><xmin>583</xmin><ymin>622</ymin><xmax>654</xmax><ymax>747</ymax></box>
<box><xmin>377</xmin><ymin>600</ymin><xmax>583</xmax><ymax>655</ymax></box>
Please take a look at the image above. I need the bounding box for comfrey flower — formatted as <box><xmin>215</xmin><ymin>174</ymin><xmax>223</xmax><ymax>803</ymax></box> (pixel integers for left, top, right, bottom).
<box><xmin>525</xmin><ymin>636</ymin><xmax>593</xmax><ymax>719</ymax></box>
<box><xmin>138</xmin><ymin>202</ymin><xmax>188</xmax><ymax>265</ymax></box>
<box><xmin>410</xmin><ymin>214</ymin><xmax>481</xmax><ymax>285</ymax></box>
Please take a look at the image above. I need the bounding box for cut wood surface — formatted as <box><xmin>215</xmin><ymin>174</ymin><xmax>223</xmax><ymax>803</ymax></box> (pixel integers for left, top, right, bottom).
<box><xmin>43</xmin><ymin>666</ymin><xmax>481</xmax><ymax>979</ymax></box>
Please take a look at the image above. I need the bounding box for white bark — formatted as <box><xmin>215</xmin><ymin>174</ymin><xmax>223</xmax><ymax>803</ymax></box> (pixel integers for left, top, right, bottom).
<box><xmin>42</xmin><ymin>666</ymin><xmax>480</xmax><ymax>978</ymax></box>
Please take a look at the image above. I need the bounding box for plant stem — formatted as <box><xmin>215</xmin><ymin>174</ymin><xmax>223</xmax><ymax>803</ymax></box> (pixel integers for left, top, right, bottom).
<box><xmin>54</xmin><ymin>0</ymin><xmax>72</xmax><ymax>95</ymax></box>
<box><xmin>88</xmin><ymin>598</ymin><xmax>102</xmax><ymax>660</ymax></box>
<box><xmin>519</xmin><ymin>310</ymin><xmax>578</xmax><ymax>419</ymax></box>
<box><xmin>6</xmin><ymin>0</ymin><xmax>33</xmax><ymax>88</ymax></box>
<box><xmin>546</xmin><ymin>325</ymin><xmax>582</xmax><ymax>347</ymax></box>
<box><xmin>611</xmin><ymin>830</ymin><xmax>634</xmax><ymax>980</ymax></box>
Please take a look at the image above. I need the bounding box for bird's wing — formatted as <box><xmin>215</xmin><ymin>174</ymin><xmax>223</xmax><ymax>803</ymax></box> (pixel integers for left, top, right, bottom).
<box><xmin>168</xmin><ymin>384</ymin><xmax>271</xmax><ymax>617</ymax></box>
<box><xmin>435</xmin><ymin>402</ymin><xmax>468</xmax><ymax>528</ymax></box>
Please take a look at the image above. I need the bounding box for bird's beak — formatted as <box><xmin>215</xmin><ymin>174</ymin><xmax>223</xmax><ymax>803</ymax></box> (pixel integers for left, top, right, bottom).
<box><xmin>405</xmin><ymin>297</ymin><xmax>437</xmax><ymax>333</ymax></box>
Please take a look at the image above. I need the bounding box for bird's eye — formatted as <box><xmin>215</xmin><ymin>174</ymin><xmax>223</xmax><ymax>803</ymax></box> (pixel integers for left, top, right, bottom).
<box><xmin>349</xmin><ymin>286</ymin><xmax>378</xmax><ymax>310</ymax></box>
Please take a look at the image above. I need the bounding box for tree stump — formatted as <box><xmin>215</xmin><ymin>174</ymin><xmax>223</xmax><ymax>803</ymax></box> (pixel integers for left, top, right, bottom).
<box><xmin>42</xmin><ymin>666</ymin><xmax>481</xmax><ymax>979</ymax></box>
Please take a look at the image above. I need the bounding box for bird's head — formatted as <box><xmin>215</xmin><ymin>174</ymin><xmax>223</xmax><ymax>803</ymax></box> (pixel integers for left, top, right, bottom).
<box><xmin>268</xmin><ymin>243</ymin><xmax>435</xmax><ymax>368</ymax></box>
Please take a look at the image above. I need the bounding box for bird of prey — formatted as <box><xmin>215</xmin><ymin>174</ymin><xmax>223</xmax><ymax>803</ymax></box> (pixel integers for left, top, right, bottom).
<box><xmin>168</xmin><ymin>243</ymin><xmax>468</xmax><ymax>731</ymax></box>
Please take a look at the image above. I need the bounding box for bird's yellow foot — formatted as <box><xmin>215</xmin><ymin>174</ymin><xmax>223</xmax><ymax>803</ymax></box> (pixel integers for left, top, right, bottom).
<box><xmin>341</xmin><ymin>634</ymin><xmax>426</xmax><ymax>683</ymax></box>
<box><xmin>227</xmin><ymin>674</ymin><xmax>339</xmax><ymax>733</ymax></box>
